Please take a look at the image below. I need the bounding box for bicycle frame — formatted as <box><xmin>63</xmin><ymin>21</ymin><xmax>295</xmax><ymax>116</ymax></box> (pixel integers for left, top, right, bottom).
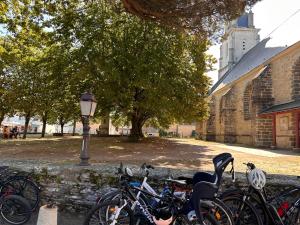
<box><xmin>240</xmin><ymin>184</ymin><xmax>300</xmax><ymax>225</ymax></box>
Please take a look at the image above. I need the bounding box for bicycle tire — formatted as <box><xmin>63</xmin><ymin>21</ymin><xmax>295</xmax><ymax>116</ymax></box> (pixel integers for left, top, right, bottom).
<box><xmin>84</xmin><ymin>200</ymin><xmax>135</xmax><ymax>225</ymax></box>
<box><xmin>175</xmin><ymin>213</ymin><xmax>220</xmax><ymax>225</ymax></box>
<box><xmin>285</xmin><ymin>204</ymin><xmax>300</xmax><ymax>225</ymax></box>
<box><xmin>97</xmin><ymin>189</ymin><xmax>121</xmax><ymax>204</ymax></box>
<box><xmin>0</xmin><ymin>195</ymin><xmax>31</xmax><ymax>225</ymax></box>
<box><xmin>1</xmin><ymin>176</ymin><xmax>41</xmax><ymax>211</ymax></box>
<box><xmin>221</xmin><ymin>188</ymin><xmax>269</xmax><ymax>225</ymax></box>
<box><xmin>221</xmin><ymin>195</ymin><xmax>263</xmax><ymax>225</ymax></box>
<box><xmin>200</xmin><ymin>198</ymin><xmax>234</xmax><ymax>225</ymax></box>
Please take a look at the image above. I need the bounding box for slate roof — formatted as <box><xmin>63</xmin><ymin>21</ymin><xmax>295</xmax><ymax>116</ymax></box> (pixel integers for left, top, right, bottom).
<box><xmin>210</xmin><ymin>38</ymin><xmax>287</xmax><ymax>94</ymax></box>
<box><xmin>259</xmin><ymin>100</ymin><xmax>300</xmax><ymax>115</ymax></box>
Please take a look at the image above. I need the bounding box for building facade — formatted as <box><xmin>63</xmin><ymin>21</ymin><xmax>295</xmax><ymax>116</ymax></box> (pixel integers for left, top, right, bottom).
<box><xmin>197</xmin><ymin>13</ymin><xmax>300</xmax><ymax>150</ymax></box>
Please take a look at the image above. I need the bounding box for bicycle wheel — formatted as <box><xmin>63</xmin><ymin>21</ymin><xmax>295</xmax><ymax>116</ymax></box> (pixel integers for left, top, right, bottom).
<box><xmin>221</xmin><ymin>195</ymin><xmax>263</xmax><ymax>225</ymax></box>
<box><xmin>285</xmin><ymin>206</ymin><xmax>300</xmax><ymax>225</ymax></box>
<box><xmin>174</xmin><ymin>214</ymin><xmax>220</xmax><ymax>225</ymax></box>
<box><xmin>84</xmin><ymin>200</ymin><xmax>134</xmax><ymax>225</ymax></box>
<box><xmin>0</xmin><ymin>195</ymin><xmax>31</xmax><ymax>225</ymax></box>
<box><xmin>221</xmin><ymin>188</ymin><xmax>269</xmax><ymax>225</ymax></box>
<box><xmin>199</xmin><ymin>198</ymin><xmax>234</xmax><ymax>225</ymax></box>
<box><xmin>1</xmin><ymin>176</ymin><xmax>40</xmax><ymax>211</ymax></box>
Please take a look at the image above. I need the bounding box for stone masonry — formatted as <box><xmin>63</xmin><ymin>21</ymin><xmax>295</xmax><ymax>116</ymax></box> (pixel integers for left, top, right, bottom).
<box><xmin>252</xmin><ymin>66</ymin><xmax>275</xmax><ymax>147</ymax></box>
<box><xmin>206</xmin><ymin>96</ymin><xmax>216</xmax><ymax>141</ymax></box>
<box><xmin>2</xmin><ymin>161</ymin><xmax>300</xmax><ymax>213</ymax></box>
<box><xmin>220</xmin><ymin>88</ymin><xmax>237</xmax><ymax>143</ymax></box>
<box><xmin>291</xmin><ymin>57</ymin><xmax>300</xmax><ymax>100</ymax></box>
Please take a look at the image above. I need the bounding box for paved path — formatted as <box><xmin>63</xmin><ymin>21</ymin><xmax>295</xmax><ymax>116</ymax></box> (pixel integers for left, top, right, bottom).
<box><xmin>0</xmin><ymin>211</ymin><xmax>85</xmax><ymax>225</ymax></box>
<box><xmin>199</xmin><ymin>141</ymin><xmax>297</xmax><ymax>157</ymax></box>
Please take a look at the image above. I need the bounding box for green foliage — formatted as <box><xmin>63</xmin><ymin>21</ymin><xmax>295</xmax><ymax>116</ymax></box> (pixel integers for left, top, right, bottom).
<box><xmin>55</xmin><ymin>1</ymin><xmax>212</xmax><ymax>139</ymax></box>
<box><xmin>1</xmin><ymin>0</ymin><xmax>214</xmax><ymax>140</ymax></box>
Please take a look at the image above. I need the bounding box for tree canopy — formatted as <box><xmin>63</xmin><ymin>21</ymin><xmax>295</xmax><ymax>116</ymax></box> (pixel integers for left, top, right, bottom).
<box><xmin>120</xmin><ymin>0</ymin><xmax>261</xmax><ymax>37</ymax></box>
<box><xmin>0</xmin><ymin>0</ymin><xmax>254</xmax><ymax>139</ymax></box>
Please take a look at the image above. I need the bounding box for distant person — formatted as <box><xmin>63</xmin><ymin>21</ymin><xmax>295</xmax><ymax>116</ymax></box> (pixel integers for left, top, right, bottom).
<box><xmin>12</xmin><ymin>126</ymin><xmax>19</xmax><ymax>139</ymax></box>
<box><xmin>3</xmin><ymin>126</ymin><xmax>9</xmax><ymax>139</ymax></box>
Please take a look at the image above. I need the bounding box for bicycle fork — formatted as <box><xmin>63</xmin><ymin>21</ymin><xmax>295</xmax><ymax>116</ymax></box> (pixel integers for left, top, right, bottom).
<box><xmin>109</xmin><ymin>200</ymin><xmax>128</xmax><ymax>225</ymax></box>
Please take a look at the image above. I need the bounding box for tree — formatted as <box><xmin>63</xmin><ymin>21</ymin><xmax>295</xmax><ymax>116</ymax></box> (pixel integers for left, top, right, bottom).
<box><xmin>0</xmin><ymin>0</ymin><xmax>54</xmax><ymax>138</ymax></box>
<box><xmin>0</xmin><ymin>37</ymin><xmax>13</xmax><ymax>125</ymax></box>
<box><xmin>119</xmin><ymin>0</ymin><xmax>261</xmax><ymax>37</ymax></box>
<box><xmin>52</xmin><ymin>1</ymin><xmax>213</xmax><ymax>140</ymax></box>
<box><xmin>35</xmin><ymin>44</ymin><xmax>72</xmax><ymax>138</ymax></box>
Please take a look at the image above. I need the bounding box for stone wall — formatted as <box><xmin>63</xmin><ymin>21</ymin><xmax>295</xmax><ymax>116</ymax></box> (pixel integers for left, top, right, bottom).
<box><xmin>3</xmin><ymin>161</ymin><xmax>300</xmax><ymax>213</ymax></box>
<box><xmin>291</xmin><ymin>57</ymin><xmax>300</xmax><ymax>100</ymax></box>
<box><xmin>252</xmin><ymin>66</ymin><xmax>275</xmax><ymax>147</ymax></box>
<box><xmin>219</xmin><ymin>88</ymin><xmax>237</xmax><ymax>143</ymax></box>
<box><xmin>255</xmin><ymin>117</ymin><xmax>273</xmax><ymax>147</ymax></box>
<box><xmin>243</xmin><ymin>82</ymin><xmax>253</xmax><ymax>121</ymax></box>
<box><xmin>206</xmin><ymin>97</ymin><xmax>216</xmax><ymax>141</ymax></box>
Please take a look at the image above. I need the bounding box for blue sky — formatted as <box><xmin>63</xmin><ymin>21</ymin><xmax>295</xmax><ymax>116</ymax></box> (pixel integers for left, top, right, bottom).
<box><xmin>207</xmin><ymin>0</ymin><xmax>300</xmax><ymax>84</ymax></box>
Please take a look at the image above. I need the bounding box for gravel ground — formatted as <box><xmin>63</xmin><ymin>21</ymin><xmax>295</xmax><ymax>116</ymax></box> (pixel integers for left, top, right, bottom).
<box><xmin>0</xmin><ymin>136</ymin><xmax>299</xmax><ymax>175</ymax></box>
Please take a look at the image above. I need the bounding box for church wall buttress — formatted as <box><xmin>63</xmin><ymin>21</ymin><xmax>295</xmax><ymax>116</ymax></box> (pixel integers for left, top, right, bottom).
<box><xmin>251</xmin><ymin>66</ymin><xmax>274</xmax><ymax>147</ymax></box>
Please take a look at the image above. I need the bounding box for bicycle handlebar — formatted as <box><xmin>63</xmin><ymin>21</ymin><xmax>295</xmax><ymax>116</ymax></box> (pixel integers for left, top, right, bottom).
<box><xmin>141</xmin><ymin>163</ymin><xmax>155</xmax><ymax>170</ymax></box>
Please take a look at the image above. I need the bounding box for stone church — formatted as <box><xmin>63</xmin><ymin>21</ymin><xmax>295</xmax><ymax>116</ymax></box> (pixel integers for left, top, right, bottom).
<box><xmin>197</xmin><ymin>12</ymin><xmax>300</xmax><ymax>150</ymax></box>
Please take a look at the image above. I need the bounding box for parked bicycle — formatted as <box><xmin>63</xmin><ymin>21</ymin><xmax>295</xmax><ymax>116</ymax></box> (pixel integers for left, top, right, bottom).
<box><xmin>221</xmin><ymin>162</ymin><xmax>300</xmax><ymax>225</ymax></box>
<box><xmin>0</xmin><ymin>189</ymin><xmax>32</xmax><ymax>224</ymax></box>
<box><xmin>86</xmin><ymin>152</ymin><xmax>235</xmax><ymax>225</ymax></box>
<box><xmin>84</xmin><ymin>163</ymin><xmax>220</xmax><ymax>225</ymax></box>
<box><xmin>0</xmin><ymin>166</ymin><xmax>41</xmax><ymax>212</ymax></box>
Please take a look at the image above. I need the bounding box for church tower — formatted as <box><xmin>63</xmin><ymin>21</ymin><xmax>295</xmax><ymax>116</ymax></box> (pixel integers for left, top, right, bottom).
<box><xmin>218</xmin><ymin>11</ymin><xmax>260</xmax><ymax>79</ymax></box>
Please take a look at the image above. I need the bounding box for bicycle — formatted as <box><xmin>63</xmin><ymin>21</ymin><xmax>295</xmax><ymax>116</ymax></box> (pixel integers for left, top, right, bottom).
<box><xmin>84</xmin><ymin>164</ymin><xmax>220</xmax><ymax>225</ymax></box>
<box><xmin>95</xmin><ymin>153</ymin><xmax>235</xmax><ymax>225</ymax></box>
<box><xmin>221</xmin><ymin>162</ymin><xmax>300</xmax><ymax>225</ymax></box>
<box><xmin>0</xmin><ymin>166</ymin><xmax>41</xmax><ymax>212</ymax></box>
<box><xmin>0</xmin><ymin>192</ymin><xmax>32</xmax><ymax>224</ymax></box>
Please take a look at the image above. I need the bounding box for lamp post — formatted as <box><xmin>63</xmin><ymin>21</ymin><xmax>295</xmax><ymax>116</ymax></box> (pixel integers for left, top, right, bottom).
<box><xmin>79</xmin><ymin>92</ymin><xmax>97</xmax><ymax>166</ymax></box>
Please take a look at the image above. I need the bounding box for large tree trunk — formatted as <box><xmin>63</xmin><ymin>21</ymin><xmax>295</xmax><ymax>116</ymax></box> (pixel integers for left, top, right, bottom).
<box><xmin>60</xmin><ymin>123</ymin><xmax>64</xmax><ymax>136</ymax></box>
<box><xmin>41</xmin><ymin>112</ymin><xmax>48</xmax><ymax>138</ymax></box>
<box><xmin>72</xmin><ymin>119</ymin><xmax>76</xmax><ymax>136</ymax></box>
<box><xmin>130</xmin><ymin>114</ymin><xmax>145</xmax><ymax>142</ymax></box>
<box><xmin>59</xmin><ymin>117</ymin><xmax>64</xmax><ymax>136</ymax></box>
<box><xmin>23</xmin><ymin>112</ymin><xmax>31</xmax><ymax>139</ymax></box>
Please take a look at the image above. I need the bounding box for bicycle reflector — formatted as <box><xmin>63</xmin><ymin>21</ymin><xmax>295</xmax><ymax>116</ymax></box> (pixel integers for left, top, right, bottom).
<box><xmin>247</xmin><ymin>168</ymin><xmax>266</xmax><ymax>190</ymax></box>
<box><xmin>277</xmin><ymin>201</ymin><xmax>289</xmax><ymax>217</ymax></box>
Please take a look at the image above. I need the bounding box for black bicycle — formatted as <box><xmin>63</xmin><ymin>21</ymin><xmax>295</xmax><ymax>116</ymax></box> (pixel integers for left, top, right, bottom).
<box><xmin>221</xmin><ymin>162</ymin><xmax>300</xmax><ymax>225</ymax></box>
<box><xmin>0</xmin><ymin>166</ymin><xmax>41</xmax><ymax>212</ymax></box>
<box><xmin>0</xmin><ymin>193</ymin><xmax>31</xmax><ymax>224</ymax></box>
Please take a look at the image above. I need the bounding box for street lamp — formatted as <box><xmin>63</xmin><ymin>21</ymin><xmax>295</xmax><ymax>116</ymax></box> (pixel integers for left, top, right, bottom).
<box><xmin>79</xmin><ymin>92</ymin><xmax>97</xmax><ymax>166</ymax></box>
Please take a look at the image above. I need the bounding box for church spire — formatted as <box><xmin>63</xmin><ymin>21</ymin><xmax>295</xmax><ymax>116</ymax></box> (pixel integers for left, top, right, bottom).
<box><xmin>218</xmin><ymin>12</ymin><xmax>260</xmax><ymax>79</ymax></box>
